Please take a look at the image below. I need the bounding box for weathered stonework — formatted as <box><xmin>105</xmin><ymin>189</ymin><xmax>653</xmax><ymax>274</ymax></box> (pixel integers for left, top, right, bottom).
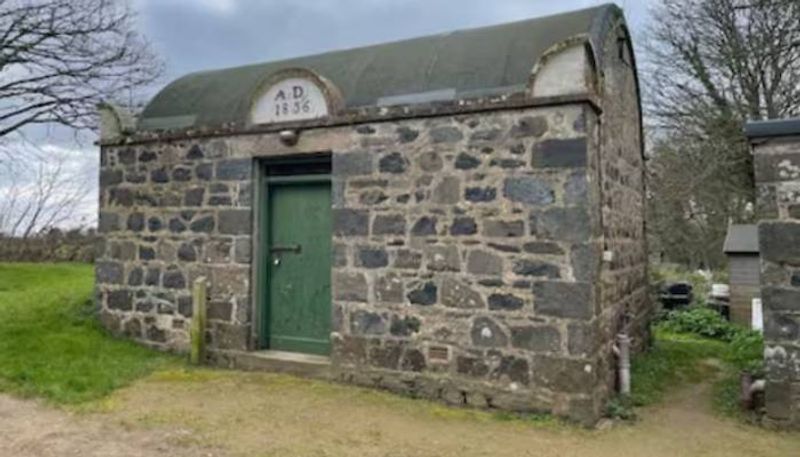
<box><xmin>95</xmin><ymin>6</ymin><xmax>648</xmax><ymax>426</ymax></box>
<box><xmin>751</xmin><ymin>131</ymin><xmax>800</xmax><ymax>428</ymax></box>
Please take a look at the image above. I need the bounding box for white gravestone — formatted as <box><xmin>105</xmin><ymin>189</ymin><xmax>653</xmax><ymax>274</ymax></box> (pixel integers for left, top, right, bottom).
<box><xmin>251</xmin><ymin>77</ymin><xmax>329</xmax><ymax>124</ymax></box>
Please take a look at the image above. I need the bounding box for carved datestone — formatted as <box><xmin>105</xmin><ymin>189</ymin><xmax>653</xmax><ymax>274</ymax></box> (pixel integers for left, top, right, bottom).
<box><xmin>251</xmin><ymin>77</ymin><xmax>329</xmax><ymax>124</ymax></box>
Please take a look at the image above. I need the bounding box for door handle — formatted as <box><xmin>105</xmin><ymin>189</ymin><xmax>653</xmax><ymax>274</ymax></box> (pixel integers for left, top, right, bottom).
<box><xmin>269</xmin><ymin>244</ymin><xmax>301</xmax><ymax>254</ymax></box>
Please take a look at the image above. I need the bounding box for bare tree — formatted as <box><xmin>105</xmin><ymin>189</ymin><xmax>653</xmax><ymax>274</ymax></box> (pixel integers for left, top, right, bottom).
<box><xmin>0</xmin><ymin>139</ymin><xmax>93</xmax><ymax>238</ymax></box>
<box><xmin>644</xmin><ymin>0</ymin><xmax>800</xmax><ymax>268</ymax></box>
<box><xmin>0</xmin><ymin>0</ymin><xmax>162</xmax><ymax>139</ymax></box>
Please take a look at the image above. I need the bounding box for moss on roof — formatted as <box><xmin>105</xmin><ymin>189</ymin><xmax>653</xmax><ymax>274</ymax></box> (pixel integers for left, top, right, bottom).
<box><xmin>138</xmin><ymin>4</ymin><xmax>623</xmax><ymax>131</ymax></box>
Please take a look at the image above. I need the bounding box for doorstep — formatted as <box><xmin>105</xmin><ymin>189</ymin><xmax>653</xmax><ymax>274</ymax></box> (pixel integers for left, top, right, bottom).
<box><xmin>211</xmin><ymin>349</ymin><xmax>332</xmax><ymax>380</ymax></box>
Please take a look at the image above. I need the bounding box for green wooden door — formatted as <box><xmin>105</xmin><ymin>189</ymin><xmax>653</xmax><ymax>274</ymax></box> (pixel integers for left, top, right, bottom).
<box><xmin>265</xmin><ymin>178</ymin><xmax>332</xmax><ymax>355</ymax></box>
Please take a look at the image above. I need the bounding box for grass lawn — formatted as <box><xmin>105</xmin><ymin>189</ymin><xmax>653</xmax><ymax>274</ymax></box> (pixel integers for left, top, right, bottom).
<box><xmin>0</xmin><ymin>262</ymin><xmax>175</xmax><ymax>404</ymax></box>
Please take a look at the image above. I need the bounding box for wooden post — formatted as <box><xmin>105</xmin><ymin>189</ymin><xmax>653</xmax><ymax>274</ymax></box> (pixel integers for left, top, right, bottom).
<box><xmin>190</xmin><ymin>276</ymin><xmax>207</xmax><ymax>365</ymax></box>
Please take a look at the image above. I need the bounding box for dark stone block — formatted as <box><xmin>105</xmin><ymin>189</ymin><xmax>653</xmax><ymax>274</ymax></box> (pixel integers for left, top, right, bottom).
<box><xmin>390</xmin><ymin>315</ymin><xmax>421</xmax><ymax>336</ymax></box>
<box><xmin>378</xmin><ymin>152</ymin><xmax>409</xmax><ymax>174</ymax></box>
<box><xmin>465</xmin><ymin>187</ymin><xmax>496</xmax><ymax>202</ymax></box>
<box><xmin>765</xmin><ymin>381</ymin><xmax>792</xmax><ymax>420</ymax></box>
<box><xmin>177</xmin><ymin>243</ymin><xmax>196</xmax><ymax>261</ymax></box>
<box><xmin>433</xmin><ymin>177</ymin><xmax>460</xmax><ymax>204</ymax></box>
<box><xmin>178</xmin><ymin>296</ymin><xmax>193</xmax><ymax>318</ymax></box>
<box><xmin>426</xmin><ymin>245</ymin><xmax>460</xmax><ymax>271</ymax></box>
<box><xmin>100</xmin><ymin>169</ymin><xmax>123</xmax><ymax>186</ymax></box>
<box><xmin>512</xmin><ymin>260</ymin><xmax>560</xmax><ymax>278</ymax></box>
<box><xmin>186</xmin><ymin>144</ymin><xmax>204</xmax><ymax>160</ymax></box>
<box><xmin>139</xmin><ymin>245</ymin><xmax>155</xmax><ymax>260</ymax></box>
<box><xmin>184</xmin><ymin>187</ymin><xmax>205</xmax><ymax>207</ymax></box>
<box><xmin>533</xmin><ymin>281</ymin><xmax>592</xmax><ymax>319</ymax></box>
<box><xmin>397</xmin><ymin>126</ymin><xmax>419</xmax><ymax>143</ymax></box>
<box><xmin>218</xmin><ymin>209</ymin><xmax>251</xmax><ymax>235</ymax></box>
<box><xmin>107</xmin><ymin>289</ymin><xmax>132</xmax><ymax>311</ymax></box>
<box><xmin>172</xmin><ymin>167</ymin><xmax>192</xmax><ymax>182</ymax></box>
<box><xmin>571</xmin><ymin>243</ymin><xmax>598</xmax><ymax>282</ymax></box>
<box><xmin>208</xmin><ymin>300</ymin><xmax>232</xmax><ymax>321</ymax></box>
<box><xmin>162</xmin><ymin>269</ymin><xmax>186</xmax><ymax>289</ymax></box>
<box><xmin>125</xmin><ymin>171</ymin><xmax>146</xmax><ymax>183</ymax></box>
<box><xmin>146</xmin><ymin>325</ymin><xmax>167</xmax><ymax>343</ymax></box>
<box><xmin>532</xmin><ymin>138</ymin><xmax>587</xmax><ymax>168</ymax></box>
<box><xmin>454</xmin><ymin>153</ymin><xmax>481</xmax><ymax>170</ymax></box>
<box><xmin>125</xmin><ymin>212</ymin><xmax>144</xmax><ymax>233</ymax></box>
<box><xmin>493</xmin><ymin>356</ymin><xmax>530</xmax><ymax>385</ymax></box>
<box><xmin>209</xmin><ymin>195</ymin><xmax>232</xmax><ymax>206</ymax></box>
<box><xmin>411</xmin><ymin>216</ymin><xmax>437</xmax><ymax>236</ymax></box>
<box><xmin>333</xmin><ymin>209</ymin><xmax>369</xmax><ymax>236</ymax></box>
<box><xmin>760</xmin><ymin>222</ymin><xmax>800</xmax><ymax>265</ymax></box>
<box><xmin>98</xmin><ymin>211</ymin><xmax>120</xmax><ymax>233</ymax></box>
<box><xmin>216</xmin><ymin>158</ymin><xmax>251</xmax><ymax>180</ymax></box>
<box><xmin>168</xmin><ymin>217</ymin><xmax>186</xmax><ymax>233</ymax></box>
<box><xmin>234</xmin><ymin>238</ymin><xmax>251</xmax><ymax>264</ymax></box>
<box><xmin>358</xmin><ymin>247</ymin><xmax>389</xmax><ymax>268</ymax></box>
<box><xmin>483</xmin><ymin>220</ymin><xmax>524</xmax><ymax>238</ymax></box>
<box><xmin>503</xmin><ymin>177</ymin><xmax>554</xmax><ymax>205</ymax></box>
<box><xmin>195</xmin><ymin>163</ymin><xmax>213</xmax><ymax>180</ymax></box>
<box><xmin>407</xmin><ymin>281</ymin><xmax>437</xmax><ymax>306</ymax></box>
<box><xmin>762</xmin><ymin>286</ymin><xmax>800</xmax><ymax>312</ymax></box>
<box><xmin>189</xmin><ymin>215</ymin><xmax>215</xmax><ymax>233</ymax></box>
<box><xmin>144</xmin><ymin>267</ymin><xmax>160</xmax><ymax>286</ymax></box>
<box><xmin>429</xmin><ymin>126</ymin><xmax>463</xmax><ymax>143</ymax></box>
<box><xmin>567</xmin><ymin>323</ymin><xmax>598</xmax><ymax>356</ymax></box>
<box><xmin>764</xmin><ymin>312</ymin><xmax>800</xmax><ymax>341</ymax></box>
<box><xmin>400</xmin><ymin>349</ymin><xmax>426</xmax><ymax>372</ymax></box>
<box><xmin>333</xmin><ymin>151</ymin><xmax>373</xmax><ymax>176</ymax></box>
<box><xmin>372</xmin><ymin>214</ymin><xmax>406</xmax><ymax>235</ymax></box>
<box><xmin>150</xmin><ymin>167</ymin><xmax>170</xmax><ymax>183</ymax></box>
<box><xmin>523</xmin><ymin>241</ymin><xmax>564</xmax><ymax>255</ymax></box>
<box><xmin>109</xmin><ymin>188</ymin><xmax>134</xmax><ymax>207</ymax></box>
<box><xmin>478</xmin><ymin>278</ymin><xmax>504</xmax><ymax>287</ymax></box>
<box><xmin>147</xmin><ymin>216</ymin><xmax>162</xmax><ymax>232</ymax></box>
<box><xmin>489</xmin><ymin>159</ymin><xmax>525</xmax><ymax>169</ymax></box>
<box><xmin>96</xmin><ymin>261</ymin><xmax>123</xmax><ymax>284</ymax></box>
<box><xmin>488</xmin><ymin>293</ymin><xmax>524</xmax><ymax>310</ymax></box>
<box><xmin>564</xmin><ymin>170</ymin><xmax>588</xmax><ymax>205</ymax></box>
<box><xmin>531</xmin><ymin>207</ymin><xmax>590</xmax><ymax>242</ymax></box>
<box><xmin>450</xmin><ymin>217</ymin><xmax>477</xmax><ymax>236</ymax></box>
<box><xmin>128</xmin><ymin>268</ymin><xmax>143</xmax><ymax>286</ymax></box>
<box><xmin>350</xmin><ymin>310</ymin><xmax>386</xmax><ymax>335</ymax></box>
<box><xmin>118</xmin><ymin>149</ymin><xmax>136</xmax><ymax>165</ymax></box>
<box><xmin>457</xmin><ymin>356</ymin><xmax>489</xmax><ymax>377</ymax></box>
<box><xmin>510</xmin><ymin>325</ymin><xmax>561</xmax><ymax>352</ymax></box>
<box><xmin>138</xmin><ymin>150</ymin><xmax>157</xmax><ymax>162</ymax></box>
<box><xmin>471</xmin><ymin>317</ymin><xmax>508</xmax><ymax>347</ymax></box>
<box><xmin>510</xmin><ymin>116</ymin><xmax>547</xmax><ymax>138</ymax></box>
<box><xmin>532</xmin><ymin>356</ymin><xmax>594</xmax><ymax>393</ymax></box>
<box><xmin>368</xmin><ymin>340</ymin><xmax>402</xmax><ymax>369</ymax></box>
<box><xmin>355</xmin><ymin>125</ymin><xmax>375</xmax><ymax>134</ymax></box>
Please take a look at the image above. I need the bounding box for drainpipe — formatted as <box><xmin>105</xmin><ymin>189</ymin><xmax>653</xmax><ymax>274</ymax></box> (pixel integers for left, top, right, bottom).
<box><xmin>613</xmin><ymin>333</ymin><xmax>632</xmax><ymax>396</ymax></box>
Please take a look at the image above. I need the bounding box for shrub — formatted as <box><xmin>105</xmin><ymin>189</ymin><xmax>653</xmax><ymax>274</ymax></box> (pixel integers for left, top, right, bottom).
<box><xmin>657</xmin><ymin>307</ymin><xmax>741</xmax><ymax>341</ymax></box>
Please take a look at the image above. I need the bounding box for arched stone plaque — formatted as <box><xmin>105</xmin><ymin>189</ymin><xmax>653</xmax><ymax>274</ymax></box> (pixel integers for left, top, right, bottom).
<box><xmin>249</xmin><ymin>69</ymin><xmax>342</xmax><ymax>125</ymax></box>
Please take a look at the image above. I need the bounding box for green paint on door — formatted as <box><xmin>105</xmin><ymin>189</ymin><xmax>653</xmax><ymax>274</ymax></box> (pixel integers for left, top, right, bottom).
<box><xmin>265</xmin><ymin>179</ymin><xmax>332</xmax><ymax>355</ymax></box>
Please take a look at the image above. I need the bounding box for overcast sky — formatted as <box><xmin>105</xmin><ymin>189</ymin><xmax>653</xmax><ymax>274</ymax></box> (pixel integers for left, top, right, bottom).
<box><xmin>10</xmin><ymin>0</ymin><xmax>654</xmax><ymax>231</ymax></box>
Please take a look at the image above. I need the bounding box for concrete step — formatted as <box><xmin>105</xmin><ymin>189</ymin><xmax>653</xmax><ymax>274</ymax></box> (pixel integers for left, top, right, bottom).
<box><xmin>218</xmin><ymin>349</ymin><xmax>332</xmax><ymax>379</ymax></box>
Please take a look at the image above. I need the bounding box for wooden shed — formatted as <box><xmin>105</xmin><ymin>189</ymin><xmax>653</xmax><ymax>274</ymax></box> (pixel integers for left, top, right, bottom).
<box><xmin>722</xmin><ymin>224</ymin><xmax>760</xmax><ymax>326</ymax></box>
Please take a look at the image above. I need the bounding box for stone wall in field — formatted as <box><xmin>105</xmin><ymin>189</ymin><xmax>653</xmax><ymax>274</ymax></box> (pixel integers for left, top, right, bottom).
<box><xmin>752</xmin><ymin>133</ymin><xmax>800</xmax><ymax>428</ymax></box>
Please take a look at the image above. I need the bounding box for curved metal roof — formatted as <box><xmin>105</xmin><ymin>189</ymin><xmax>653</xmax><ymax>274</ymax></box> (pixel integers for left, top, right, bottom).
<box><xmin>138</xmin><ymin>4</ymin><xmax>623</xmax><ymax>131</ymax></box>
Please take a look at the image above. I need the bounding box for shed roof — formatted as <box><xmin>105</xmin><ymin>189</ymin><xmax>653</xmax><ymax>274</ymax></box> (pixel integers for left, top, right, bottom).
<box><xmin>138</xmin><ymin>4</ymin><xmax>623</xmax><ymax>131</ymax></box>
<box><xmin>723</xmin><ymin>224</ymin><xmax>759</xmax><ymax>254</ymax></box>
<box><xmin>745</xmin><ymin>118</ymin><xmax>800</xmax><ymax>139</ymax></box>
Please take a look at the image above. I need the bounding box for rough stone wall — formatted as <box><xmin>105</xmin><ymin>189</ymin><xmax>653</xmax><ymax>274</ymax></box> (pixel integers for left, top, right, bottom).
<box><xmin>591</xmin><ymin>21</ymin><xmax>650</xmax><ymax>400</ymax></box>
<box><xmin>752</xmin><ymin>134</ymin><xmax>800</xmax><ymax>428</ymax></box>
<box><xmin>96</xmin><ymin>101</ymin><xmax>647</xmax><ymax>425</ymax></box>
<box><xmin>330</xmin><ymin>105</ymin><xmax>608</xmax><ymax>425</ymax></box>
<box><xmin>95</xmin><ymin>139</ymin><xmax>254</xmax><ymax>352</ymax></box>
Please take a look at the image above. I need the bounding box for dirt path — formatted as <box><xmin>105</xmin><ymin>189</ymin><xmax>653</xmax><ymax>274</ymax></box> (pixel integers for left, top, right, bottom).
<box><xmin>1</xmin><ymin>370</ymin><xmax>797</xmax><ymax>457</ymax></box>
<box><xmin>0</xmin><ymin>393</ymin><xmax>225</xmax><ymax>457</ymax></box>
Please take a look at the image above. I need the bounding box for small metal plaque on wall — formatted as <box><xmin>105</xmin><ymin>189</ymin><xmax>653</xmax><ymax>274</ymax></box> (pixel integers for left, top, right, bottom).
<box><xmin>251</xmin><ymin>77</ymin><xmax>329</xmax><ymax>124</ymax></box>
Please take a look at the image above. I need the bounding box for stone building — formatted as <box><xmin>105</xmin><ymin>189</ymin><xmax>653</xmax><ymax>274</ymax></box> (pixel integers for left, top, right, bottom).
<box><xmin>95</xmin><ymin>4</ymin><xmax>649</xmax><ymax>424</ymax></box>
<box><xmin>747</xmin><ymin>118</ymin><xmax>800</xmax><ymax>428</ymax></box>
